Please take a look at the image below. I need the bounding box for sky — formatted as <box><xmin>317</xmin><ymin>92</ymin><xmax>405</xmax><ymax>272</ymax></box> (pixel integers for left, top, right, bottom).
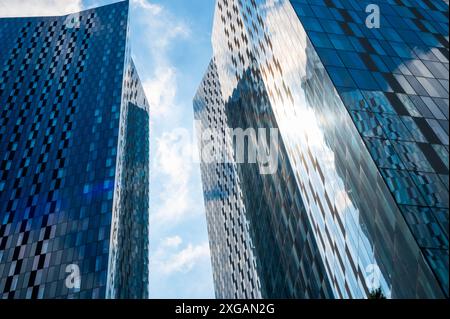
<box><xmin>0</xmin><ymin>0</ymin><xmax>216</xmax><ymax>298</ymax></box>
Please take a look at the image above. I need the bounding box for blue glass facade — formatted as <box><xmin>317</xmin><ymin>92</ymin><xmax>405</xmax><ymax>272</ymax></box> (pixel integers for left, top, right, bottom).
<box><xmin>195</xmin><ymin>0</ymin><xmax>448</xmax><ymax>298</ymax></box>
<box><xmin>0</xmin><ymin>1</ymin><xmax>150</xmax><ymax>299</ymax></box>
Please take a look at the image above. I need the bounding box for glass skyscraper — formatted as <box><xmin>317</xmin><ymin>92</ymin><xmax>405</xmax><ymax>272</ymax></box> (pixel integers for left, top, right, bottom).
<box><xmin>194</xmin><ymin>0</ymin><xmax>448</xmax><ymax>298</ymax></box>
<box><xmin>0</xmin><ymin>1</ymin><xmax>150</xmax><ymax>299</ymax></box>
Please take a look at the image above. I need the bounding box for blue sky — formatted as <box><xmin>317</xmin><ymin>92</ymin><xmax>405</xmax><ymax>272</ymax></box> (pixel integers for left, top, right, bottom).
<box><xmin>0</xmin><ymin>0</ymin><xmax>216</xmax><ymax>298</ymax></box>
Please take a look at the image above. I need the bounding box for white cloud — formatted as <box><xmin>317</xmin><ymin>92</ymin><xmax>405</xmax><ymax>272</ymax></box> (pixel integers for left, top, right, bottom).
<box><xmin>154</xmin><ymin>130</ymin><xmax>191</xmax><ymax>180</ymax></box>
<box><xmin>163</xmin><ymin>243</ymin><xmax>210</xmax><ymax>274</ymax></box>
<box><xmin>150</xmin><ymin>129</ymin><xmax>199</xmax><ymax>226</ymax></box>
<box><xmin>0</xmin><ymin>0</ymin><xmax>82</xmax><ymax>17</ymax></box>
<box><xmin>153</xmin><ymin>241</ymin><xmax>210</xmax><ymax>275</ymax></box>
<box><xmin>162</xmin><ymin>236</ymin><xmax>183</xmax><ymax>248</ymax></box>
<box><xmin>131</xmin><ymin>0</ymin><xmax>161</xmax><ymax>14</ymax></box>
<box><xmin>131</xmin><ymin>0</ymin><xmax>190</xmax><ymax>118</ymax></box>
<box><xmin>132</xmin><ymin>0</ymin><xmax>190</xmax><ymax>63</ymax></box>
<box><xmin>143</xmin><ymin>67</ymin><xmax>177</xmax><ymax>117</ymax></box>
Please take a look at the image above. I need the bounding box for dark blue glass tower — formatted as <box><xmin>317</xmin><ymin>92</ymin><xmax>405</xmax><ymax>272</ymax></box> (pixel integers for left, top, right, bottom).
<box><xmin>195</xmin><ymin>0</ymin><xmax>448</xmax><ymax>298</ymax></box>
<box><xmin>0</xmin><ymin>1</ymin><xmax>150</xmax><ymax>299</ymax></box>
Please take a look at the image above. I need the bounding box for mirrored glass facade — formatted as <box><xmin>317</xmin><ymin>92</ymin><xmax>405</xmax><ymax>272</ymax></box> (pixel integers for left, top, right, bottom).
<box><xmin>194</xmin><ymin>60</ymin><xmax>263</xmax><ymax>299</ymax></box>
<box><xmin>195</xmin><ymin>0</ymin><xmax>448</xmax><ymax>298</ymax></box>
<box><xmin>0</xmin><ymin>1</ymin><xmax>150</xmax><ymax>299</ymax></box>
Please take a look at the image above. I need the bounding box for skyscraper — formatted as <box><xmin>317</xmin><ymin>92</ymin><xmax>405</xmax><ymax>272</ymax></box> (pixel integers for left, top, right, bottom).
<box><xmin>194</xmin><ymin>0</ymin><xmax>448</xmax><ymax>298</ymax></box>
<box><xmin>0</xmin><ymin>1</ymin><xmax>150</xmax><ymax>299</ymax></box>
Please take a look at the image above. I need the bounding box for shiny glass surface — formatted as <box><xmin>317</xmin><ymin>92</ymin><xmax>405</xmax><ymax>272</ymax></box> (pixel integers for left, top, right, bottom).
<box><xmin>0</xmin><ymin>1</ymin><xmax>150</xmax><ymax>299</ymax></box>
<box><xmin>196</xmin><ymin>0</ymin><xmax>448</xmax><ymax>298</ymax></box>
